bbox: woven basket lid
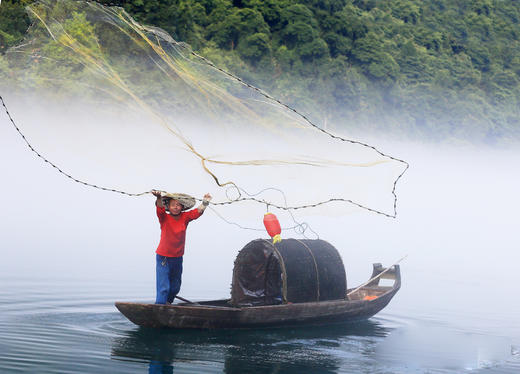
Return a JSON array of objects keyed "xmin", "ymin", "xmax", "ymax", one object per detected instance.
[{"xmin": 162, "ymin": 192, "xmax": 196, "ymax": 210}]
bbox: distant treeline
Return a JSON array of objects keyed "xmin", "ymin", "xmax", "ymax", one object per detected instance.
[{"xmin": 2, "ymin": 0, "xmax": 520, "ymax": 142}]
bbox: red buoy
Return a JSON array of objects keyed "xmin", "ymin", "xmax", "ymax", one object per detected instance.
[{"xmin": 263, "ymin": 212, "xmax": 281, "ymax": 243}]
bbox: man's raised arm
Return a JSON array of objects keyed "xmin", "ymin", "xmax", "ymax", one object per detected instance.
[
  {"xmin": 151, "ymin": 190, "xmax": 164, "ymax": 208},
  {"xmin": 197, "ymin": 193, "xmax": 212, "ymax": 214}
]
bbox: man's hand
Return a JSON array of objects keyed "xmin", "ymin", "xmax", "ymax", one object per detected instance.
[
  {"xmin": 151, "ymin": 189, "xmax": 163, "ymax": 197},
  {"xmin": 202, "ymin": 193, "xmax": 212, "ymax": 206},
  {"xmin": 198, "ymin": 193, "xmax": 212, "ymax": 213}
]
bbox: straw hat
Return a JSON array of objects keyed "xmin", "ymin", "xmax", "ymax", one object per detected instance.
[{"xmin": 162, "ymin": 192, "xmax": 196, "ymax": 211}]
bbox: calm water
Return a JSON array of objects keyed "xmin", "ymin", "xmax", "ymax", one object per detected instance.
[{"xmin": 0, "ymin": 275, "xmax": 518, "ymax": 374}]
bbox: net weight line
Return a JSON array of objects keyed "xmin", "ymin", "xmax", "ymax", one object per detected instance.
[
  {"xmin": 0, "ymin": 94, "xmax": 148, "ymax": 197},
  {"xmin": 1, "ymin": 1, "xmax": 408, "ymax": 217},
  {"xmin": 0, "ymin": 88, "xmax": 406, "ymax": 217}
]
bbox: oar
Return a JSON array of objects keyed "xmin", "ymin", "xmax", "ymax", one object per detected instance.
[{"xmin": 175, "ymin": 295, "xmax": 200, "ymax": 305}]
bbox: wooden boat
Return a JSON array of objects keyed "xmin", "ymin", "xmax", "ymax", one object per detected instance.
[{"xmin": 115, "ymin": 263, "xmax": 401, "ymax": 329}]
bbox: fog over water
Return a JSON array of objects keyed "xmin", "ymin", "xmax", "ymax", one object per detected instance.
[{"xmin": 1, "ymin": 103, "xmax": 519, "ymax": 372}]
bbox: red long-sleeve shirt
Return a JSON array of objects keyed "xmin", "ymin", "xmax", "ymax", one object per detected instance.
[{"xmin": 155, "ymin": 206, "xmax": 201, "ymax": 257}]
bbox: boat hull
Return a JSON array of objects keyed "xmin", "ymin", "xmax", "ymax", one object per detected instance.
[
  {"xmin": 115, "ymin": 263, "xmax": 401, "ymax": 329},
  {"xmin": 116, "ymin": 289, "xmax": 397, "ymax": 329}
]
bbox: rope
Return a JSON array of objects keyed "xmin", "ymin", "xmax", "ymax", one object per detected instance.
[
  {"xmin": 216, "ymin": 186, "xmax": 320, "ymax": 238},
  {"xmin": 264, "ymin": 239, "xmax": 288, "ymax": 303},
  {"xmin": 295, "ymin": 239, "xmax": 320, "ymax": 301}
]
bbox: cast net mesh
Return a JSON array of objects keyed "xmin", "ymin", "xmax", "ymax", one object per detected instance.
[{"xmin": 1, "ymin": 0, "xmax": 408, "ymax": 231}]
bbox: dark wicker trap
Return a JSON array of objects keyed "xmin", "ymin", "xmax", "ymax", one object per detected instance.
[{"xmin": 230, "ymin": 239, "xmax": 347, "ymax": 307}]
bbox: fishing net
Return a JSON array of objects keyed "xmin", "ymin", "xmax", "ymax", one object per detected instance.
[
  {"xmin": 230, "ymin": 238, "xmax": 347, "ymax": 306},
  {"xmin": 1, "ymin": 0, "xmax": 408, "ymax": 232}
]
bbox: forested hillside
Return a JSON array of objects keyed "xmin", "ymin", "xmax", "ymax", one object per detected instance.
[{"xmin": 2, "ymin": 0, "xmax": 520, "ymax": 142}]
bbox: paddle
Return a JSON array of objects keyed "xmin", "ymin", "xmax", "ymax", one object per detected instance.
[{"xmin": 175, "ymin": 295, "xmax": 200, "ymax": 305}]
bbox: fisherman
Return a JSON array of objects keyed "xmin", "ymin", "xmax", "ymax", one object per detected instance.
[{"xmin": 151, "ymin": 190, "xmax": 212, "ymax": 304}]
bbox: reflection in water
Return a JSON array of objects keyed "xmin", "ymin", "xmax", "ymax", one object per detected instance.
[
  {"xmin": 111, "ymin": 321, "xmax": 390, "ymax": 373},
  {"xmin": 148, "ymin": 361, "xmax": 173, "ymax": 374}
]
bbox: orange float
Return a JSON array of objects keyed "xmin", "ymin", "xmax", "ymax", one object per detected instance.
[{"xmin": 263, "ymin": 212, "xmax": 282, "ymax": 244}]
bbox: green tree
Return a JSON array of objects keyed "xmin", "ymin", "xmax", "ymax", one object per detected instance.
[
  {"xmin": 3, "ymin": 0, "xmax": 520, "ymax": 141},
  {"xmin": 0, "ymin": 0, "xmax": 32, "ymax": 53}
]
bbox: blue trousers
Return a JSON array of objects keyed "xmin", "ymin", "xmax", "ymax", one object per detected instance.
[{"xmin": 155, "ymin": 254, "xmax": 183, "ymax": 304}]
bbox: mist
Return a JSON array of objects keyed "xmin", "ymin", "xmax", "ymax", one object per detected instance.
[{"xmin": 2, "ymin": 97, "xmax": 519, "ymax": 322}]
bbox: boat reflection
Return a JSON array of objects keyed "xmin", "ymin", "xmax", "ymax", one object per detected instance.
[{"xmin": 111, "ymin": 320, "xmax": 390, "ymax": 373}]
